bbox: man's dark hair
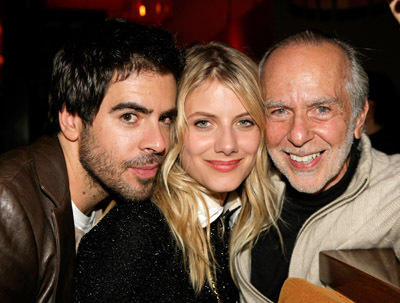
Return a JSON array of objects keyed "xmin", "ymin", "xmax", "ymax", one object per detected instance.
[{"xmin": 47, "ymin": 18, "xmax": 184, "ymax": 134}]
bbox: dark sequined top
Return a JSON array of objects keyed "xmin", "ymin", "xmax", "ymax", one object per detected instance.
[
  {"xmin": 197, "ymin": 213, "xmax": 240, "ymax": 303},
  {"xmin": 73, "ymin": 199, "xmax": 239, "ymax": 303}
]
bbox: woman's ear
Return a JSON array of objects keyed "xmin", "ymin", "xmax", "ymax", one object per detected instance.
[{"xmin": 59, "ymin": 105, "xmax": 83, "ymax": 142}]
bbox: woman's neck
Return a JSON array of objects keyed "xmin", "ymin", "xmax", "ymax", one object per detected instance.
[{"xmin": 209, "ymin": 192, "xmax": 228, "ymax": 206}]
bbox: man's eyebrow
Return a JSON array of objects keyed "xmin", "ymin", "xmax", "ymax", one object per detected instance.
[
  {"xmin": 109, "ymin": 102, "xmax": 153, "ymax": 114},
  {"xmin": 265, "ymin": 100, "xmax": 286, "ymax": 108},
  {"xmin": 161, "ymin": 108, "xmax": 177, "ymax": 118},
  {"xmin": 308, "ymin": 97, "xmax": 338, "ymax": 107},
  {"xmin": 265, "ymin": 98, "xmax": 339, "ymax": 108}
]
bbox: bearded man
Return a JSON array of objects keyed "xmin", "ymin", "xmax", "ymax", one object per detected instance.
[{"xmin": 0, "ymin": 18, "xmax": 183, "ymax": 303}]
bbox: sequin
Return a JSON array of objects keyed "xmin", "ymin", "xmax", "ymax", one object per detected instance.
[{"xmin": 73, "ymin": 200, "xmax": 239, "ymax": 302}]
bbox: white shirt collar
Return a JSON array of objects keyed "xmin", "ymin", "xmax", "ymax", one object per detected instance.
[
  {"xmin": 71, "ymin": 200, "xmax": 96, "ymax": 234},
  {"xmin": 224, "ymin": 192, "xmax": 241, "ymax": 228},
  {"xmin": 197, "ymin": 191, "xmax": 241, "ymax": 228}
]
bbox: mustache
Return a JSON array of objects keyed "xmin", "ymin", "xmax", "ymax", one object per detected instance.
[{"xmin": 122, "ymin": 154, "xmax": 164, "ymax": 168}]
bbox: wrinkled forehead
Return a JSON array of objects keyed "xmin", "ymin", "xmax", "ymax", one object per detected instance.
[
  {"xmin": 265, "ymin": 42, "xmax": 348, "ymax": 76},
  {"xmin": 262, "ymin": 43, "xmax": 352, "ymax": 109},
  {"xmin": 264, "ymin": 43, "xmax": 349, "ymax": 89}
]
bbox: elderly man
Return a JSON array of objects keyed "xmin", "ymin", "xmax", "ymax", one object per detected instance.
[
  {"xmin": 234, "ymin": 30, "xmax": 400, "ymax": 302},
  {"xmin": 0, "ymin": 19, "xmax": 183, "ymax": 302}
]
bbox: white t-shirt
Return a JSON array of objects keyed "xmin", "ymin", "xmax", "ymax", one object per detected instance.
[{"xmin": 71, "ymin": 200, "xmax": 97, "ymax": 234}]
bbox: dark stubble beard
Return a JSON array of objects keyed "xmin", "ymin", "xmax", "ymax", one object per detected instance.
[{"xmin": 79, "ymin": 126, "xmax": 164, "ymax": 203}]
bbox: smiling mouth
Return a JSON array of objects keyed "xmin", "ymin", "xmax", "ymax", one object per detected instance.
[{"xmin": 289, "ymin": 152, "xmax": 322, "ymax": 164}]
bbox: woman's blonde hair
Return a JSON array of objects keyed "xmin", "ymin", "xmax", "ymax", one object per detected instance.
[{"xmin": 152, "ymin": 42, "xmax": 280, "ymax": 292}]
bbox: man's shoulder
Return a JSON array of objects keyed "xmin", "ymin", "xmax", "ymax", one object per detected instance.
[
  {"xmin": 0, "ymin": 136, "xmax": 61, "ymax": 176},
  {"xmin": 0, "ymin": 136, "xmax": 65, "ymax": 236},
  {"xmin": 370, "ymin": 148, "xmax": 400, "ymax": 176},
  {"xmin": 0, "ymin": 137, "xmax": 58, "ymax": 183},
  {"xmin": 0, "ymin": 136, "xmax": 75, "ymax": 303},
  {"xmin": 0, "ymin": 136, "xmax": 69, "ymax": 207},
  {"xmin": 356, "ymin": 135, "xmax": 400, "ymax": 183},
  {"xmin": 359, "ymin": 147, "xmax": 400, "ymax": 200},
  {"xmin": 0, "ymin": 144, "xmax": 31, "ymax": 182}
]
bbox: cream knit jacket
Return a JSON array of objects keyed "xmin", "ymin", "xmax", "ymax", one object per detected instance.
[{"xmin": 235, "ymin": 134, "xmax": 400, "ymax": 303}]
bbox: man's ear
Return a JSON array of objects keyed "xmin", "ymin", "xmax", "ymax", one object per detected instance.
[
  {"xmin": 354, "ymin": 99, "xmax": 369, "ymax": 139},
  {"xmin": 59, "ymin": 104, "xmax": 83, "ymax": 142}
]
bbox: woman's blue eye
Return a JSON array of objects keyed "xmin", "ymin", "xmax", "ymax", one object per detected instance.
[
  {"xmin": 195, "ymin": 120, "xmax": 211, "ymax": 128},
  {"xmin": 238, "ymin": 120, "xmax": 254, "ymax": 127}
]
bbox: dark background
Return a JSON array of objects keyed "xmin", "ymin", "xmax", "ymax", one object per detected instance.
[{"xmin": 0, "ymin": 0, "xmax": 399, "ymax": 153}]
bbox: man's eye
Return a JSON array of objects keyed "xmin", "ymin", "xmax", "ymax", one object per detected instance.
[
  {"xmin": 317, "ymin": 106, "xmax": 330, "ymax": 114},
  {"xmin": 267, "ymin": 107, "xmax": 291, "ymax": 121},
  {"xmin": 121, "ymin": 113, "xmax": 138, "ymax": 123},
  {"xmin": 195, "ymin": 120, "xmax": 211, "ymax": 128},
  {"xmin": 271, "ymin": 108, "xmax": 286, "ymax": 115},
  {"xmin": 160, "ymin": 115, "xmax": 174, "ymax": 125}
]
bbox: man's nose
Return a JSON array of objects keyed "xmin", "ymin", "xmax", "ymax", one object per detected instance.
[
  {"xmin": 140, "ymin": 122, "xmax": 167, "ymax": 154},
  {"xmin": 287, "ymin": 114, "xmax": 313, "ymax": 147}
]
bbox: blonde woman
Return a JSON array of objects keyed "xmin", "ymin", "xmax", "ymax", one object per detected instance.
[{"xmin": 153, "ymin": 42, "xmax": 280, "ymax": 302}]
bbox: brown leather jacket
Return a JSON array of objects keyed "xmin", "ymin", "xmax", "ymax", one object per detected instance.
[{"xmin": 0, "ymin": 136, "xmax": 75, "ymax": 302}]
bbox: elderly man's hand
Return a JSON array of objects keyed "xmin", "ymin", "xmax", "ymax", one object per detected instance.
[{"xmin": 389, "ymin": 0, "xmax": 400, "ymax": 24}]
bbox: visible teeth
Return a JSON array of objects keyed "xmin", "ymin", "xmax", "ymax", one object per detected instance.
[{"xmin": 290, "ymin": 152, "xmax": 320, "ymax": 164}]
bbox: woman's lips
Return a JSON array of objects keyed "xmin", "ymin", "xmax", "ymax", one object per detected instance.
[{"xmin": 206, "ymin": 159, "xmax": 242, "ymax": 172}]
